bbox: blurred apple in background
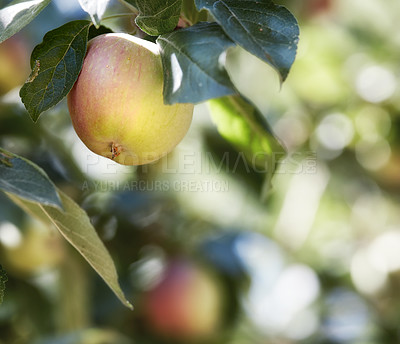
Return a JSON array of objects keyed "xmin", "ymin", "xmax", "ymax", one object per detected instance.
[
  {"xmin": 142, "ymin": 258, "xmax": 225, "ymax": 341},
  {"xmin": 0, "ymin": 218, "xmax": 65, "ymax": 276},
  {"xmin": 0, "ymin": 35, "xmax": 30, "ymax": 96},
  {"xmin": 304, "ymin": 0, "xmax": 333, "ymax": 16}
]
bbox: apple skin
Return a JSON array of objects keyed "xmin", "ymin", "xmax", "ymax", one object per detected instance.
[
  {"xmin": 67, "ymin": 33, "xmax": 193, "ymax": 166},
  {"xmin": 142, "ymin": 259, "xmax": 224, "ymax": 340}
]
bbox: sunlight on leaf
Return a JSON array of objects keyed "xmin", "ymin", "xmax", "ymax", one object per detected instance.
[
  {"xmin": 0, "ymin": 0, "xmax": 51, "ymax": 43},
  {"xmin": 78, "ymin": 0, "xmax": 111, "ymax": 28},
  {"xmin": 158, "ymin": 22, "xmax": 236, "ymax": 104},
  {"xmin": 208, "ymin": 95, "xmax": 285, "ymax": 197}
]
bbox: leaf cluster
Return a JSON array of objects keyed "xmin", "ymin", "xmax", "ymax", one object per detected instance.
[
  {"xmin": 4, "ymin": 0, "xmax": 297, "ymax": 178},
  {"xmin": 0, "ymin": 0, "xmax": 299, "ymax": 308}
]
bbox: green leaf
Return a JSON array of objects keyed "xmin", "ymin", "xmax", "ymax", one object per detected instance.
[
  {"xmin": 0, "ymin": 147, "xmax": 62, "ymax": 209},
  {"xmin": 19, "ymin": 20, "xmax": 92, "ymax": 122},
  {"xmin": 88, "ymin": 23, "xmax": 113, "ymax": 40},
  {"xmin": 182, "ymin": 0, "xmax": 208, "ymax": 24},
  {"xmin": 7, "ymin": 191, "xmax": 133, "ymax": 310},
  {"xmin": 135, "ymin": 0, "xmax": 182, "ymax": 36},
  {"xmin": 78, "ymin": 0, "xmax": 111, "ymax": 28},
  {"xmin": 208, "ymin": 95, "xmax": 285, "ymax": 192},
  {"xmin": 0, "ymin": 265, "xmax": 7, "ymax": 305},
  {"xmin": 0, "ymin": 0, "xmax": 51, "ymax": 44},
  {"xmin": 157, "ymin": 21, "xmax": 236, "ymax": 104},
  {"xmin": 195, "ymin": 0, "xmax": 299, "ymax": 81},
  {"xmin": 121, "ymin": 0, "xmax": 137, "ymax": 6},
  {"xmin": 119, "ymin": 0, "xmax": 138, "ymax": 12}
]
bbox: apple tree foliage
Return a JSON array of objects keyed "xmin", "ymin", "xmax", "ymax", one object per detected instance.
[{"xmin": 0, "ymin": 0, "xmax": 299, "ymax": 308}]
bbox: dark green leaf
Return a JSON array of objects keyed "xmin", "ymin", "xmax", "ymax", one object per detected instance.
[
  {"xmin": 88, "ymin": 24, "xmax": 113, "ymax": 40},
  {"xmin": 0, "ymin": 0, "xmax": 51, "ymax": 44},
  {"xmin": 208, "ymin": 95, "xmax": 285, "ymax": 192},
  {"xmin": 7, "ymin": 191, "xmax": 134, "ymax": 310},
  {"xmin": 0, "ymin": 148, "xmax": 62, "ymax": 209},
  {"xmin": 135, "ymin": 0, "xmax": 182, "ymax": 36},
  {"xmin": 78, "ymin": 0, "xmax": 110, "ymax": 28},
  {"xmin": 195, "ymin": 0, "xmax": 299, "ymax": 81},
  {"xmin": 20, "ymin": 20, "xmax": 92, "ymax": 122},
  {"xmin": 157, "ymin": 21, "xmax": 236, "ymax": 104},
  {"xmin": 0, "ymin": 265, "xmax": 7, "ymax": 305}
]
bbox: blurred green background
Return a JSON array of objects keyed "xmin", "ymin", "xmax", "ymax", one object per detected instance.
[{"xmin": 1, "ymin": 0, "xmax": 400, "ymax": 343}]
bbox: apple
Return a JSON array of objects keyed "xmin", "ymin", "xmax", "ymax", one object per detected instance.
[
  {"xmin": 142, "ymin": 259, "xmax": 225, "ymax": 340},
  {"xmin": 67, "ymin": 33, "xmax": 193, "ymax": 166},
  {"xmin": 0, "ymin": 219, "xmax": 65, "ymax": 276},
  {"xmin": 305, "ymin": 0, "xmax": 332, "ymax": 14},
  {"xmin": 0, "ymin": 35, "xmax": 30, "ymax": 95}
]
